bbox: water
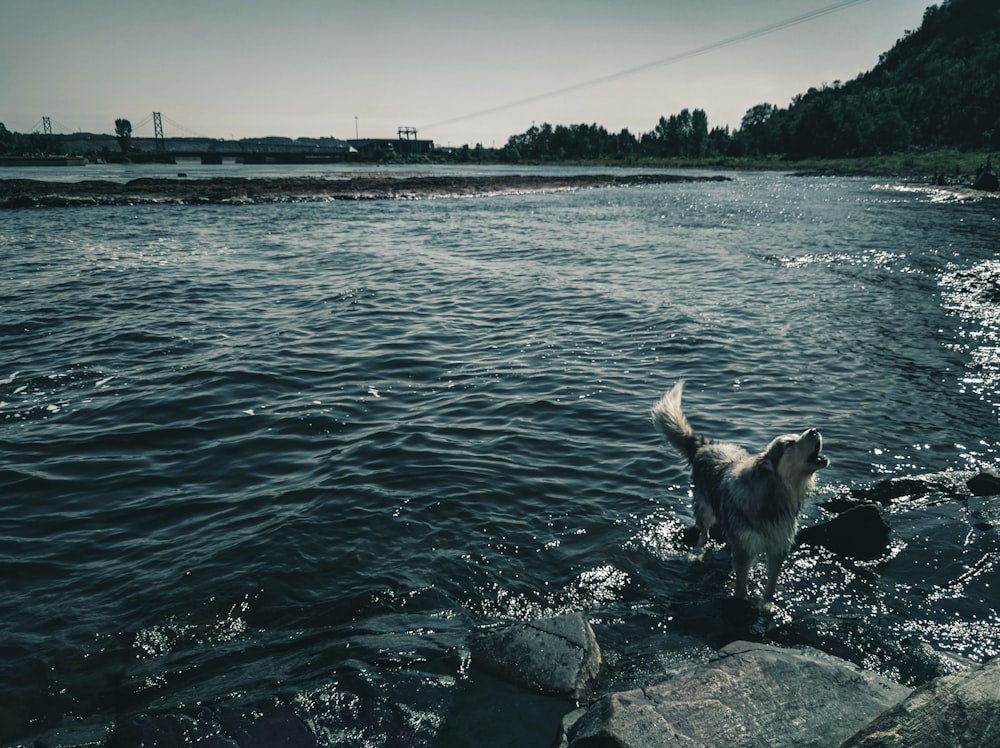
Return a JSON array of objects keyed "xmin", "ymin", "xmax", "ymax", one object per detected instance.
[{"xmin": 1, "ymin": 168, "xmax": 998, "ymax": 747}]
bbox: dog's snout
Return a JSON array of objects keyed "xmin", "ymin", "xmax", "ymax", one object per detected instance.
[{"xmin": 808, "ymin": 428, "xmax": 819, "ymax": 437}]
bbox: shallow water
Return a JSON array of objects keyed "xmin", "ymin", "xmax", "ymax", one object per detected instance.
[{"xmin": 1, "ymin": 169, "xmax": 998, "ymax": 746}]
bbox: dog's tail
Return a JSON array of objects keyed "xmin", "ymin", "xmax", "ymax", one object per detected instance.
[{"xmin": 651, "ymin": 381, "xmax": 705, "ymax": 464}]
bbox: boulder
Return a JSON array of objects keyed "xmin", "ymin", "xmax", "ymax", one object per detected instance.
[
  {"xmin": 841, "ymin": 656, "xmax": 1000, "ymax": 747},
  {"xmin": 559, "ymin": 641, "xmax": 910, "ymax": 748},
  {"xmin": 471, "ymin": 612, "xmax": 601, "ymax": 698},
  {"xmin": 796, "ymin": 503, "xmax": 891, "ymax": 559}
]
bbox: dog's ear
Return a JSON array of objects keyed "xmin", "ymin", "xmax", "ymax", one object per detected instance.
[{"xmin": 753, "ymin": 455, "xmax": 776, "ymax": 480}]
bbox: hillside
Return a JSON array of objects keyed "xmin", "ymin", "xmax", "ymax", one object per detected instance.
[{"xmin": 747, "ymin": 0, "xmax": 1000, "ymax": 157}]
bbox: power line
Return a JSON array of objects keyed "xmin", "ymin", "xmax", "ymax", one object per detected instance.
[{"xmin": 423, "ymin": 0, "xmax": 875, "ymax": 131}]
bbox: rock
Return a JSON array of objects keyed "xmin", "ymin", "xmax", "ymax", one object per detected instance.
[
  {"xmin": 967, "ymin": 470, "xmax": 1000, "ymax": 497},
  {"xmin": 849, "ymin": 477, "xmax": 959, "ymax": 505},
  {"xmin": 0, "ymin": 174, "xmax": 731, "ymax": 209},
  {"xmin": 840, "ymin": 656, "xmax": 1000, "ymax": 748},
  {"xmin": 973, "ymin": 170, "xmax": 999, "ymax": 192},
  {"xmin": 796, "ymin": 503, "xmax": 891, "ymax": 559},
  {"xmin": 559, "ymin": 641, "xmax": 910, "ymax": 748},
  {"xmin": 31, "ymin": 723, "xmax": 108, "ymax": 748},
  {"xmin": 108, "ymin": 702, "xmax": 317, "ymax": 748},
  {"xmin": 471, "ymin": 612, "xmax": 601, "ymax": 698}
]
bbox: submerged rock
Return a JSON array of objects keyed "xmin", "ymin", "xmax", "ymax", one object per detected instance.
[
  {"xmin": 470, "ymin": 612, "xmax": 601, "ymax": 699},
  {"xmin": 558, "ymin": 640, "xmax": 910, "ymax": 748},
  {"xmin": 841, "ymin": 655, "xmax": 1000, "ymax": 748}
]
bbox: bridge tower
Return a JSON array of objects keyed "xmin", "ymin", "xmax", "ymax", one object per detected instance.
[
  {"xmin": 42, "ymin": 117, "xmax": 52, "ymax": 135},
  {"xmin": 153, "ymin": 112, "xmax": 165, "ymax": 151}
]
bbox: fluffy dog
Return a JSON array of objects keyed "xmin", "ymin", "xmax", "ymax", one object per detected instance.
[{"xmin": 651, "ymin": 381, "xmax": 829, "ymax": 601}]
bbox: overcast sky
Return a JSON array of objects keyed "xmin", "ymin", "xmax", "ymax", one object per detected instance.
[{"xmin": 1, "ymin": 0, "xmax": 932, "ymax": 147}]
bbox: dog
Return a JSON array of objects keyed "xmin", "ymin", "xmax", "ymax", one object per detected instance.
[{"xmin": 651, "ymin": 381, "xmax": 829, "ymax": 602}]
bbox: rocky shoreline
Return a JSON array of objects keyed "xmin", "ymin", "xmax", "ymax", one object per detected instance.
[
  {"xmin": 64, "ymin": 470, "xmax": 996, "ymax": 748},
  {"xmin": 0, "ymin": 173, "xmax": 729, "ymax": 209}
]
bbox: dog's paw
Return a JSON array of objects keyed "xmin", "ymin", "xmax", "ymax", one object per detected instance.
[{"xmin": 687, "ymin": 548, "xmax": 707, "ymax": 563}]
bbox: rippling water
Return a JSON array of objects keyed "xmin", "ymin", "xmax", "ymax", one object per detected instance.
[{"xmin": 2, "ymin": 168, "xmax": 998, "ymax": 747}]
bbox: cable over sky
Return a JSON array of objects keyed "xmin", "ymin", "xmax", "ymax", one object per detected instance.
[{"xmin": 422, "ymin": 0, "xmax": 876, "ymax": 133}]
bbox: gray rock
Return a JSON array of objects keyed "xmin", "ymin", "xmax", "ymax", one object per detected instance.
[
  {"xmin": 471, "ymin": 612, "xmax": 601, "ymax": 698},
  {"xmin": 560, "ymin": 641, "xmax": 910, "ymax": 748},
  {"xmin": 840, "ymin": 656, "xmax": 1000, "ymax": 748}
]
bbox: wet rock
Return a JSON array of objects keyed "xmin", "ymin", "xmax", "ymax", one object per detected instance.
[
  {"xmin": 849, "ymin": 476, "xmax": 960, "ymax": 505},
  {"xmin": 31, "ymin": 723, "xmax": 108, "ymax": 748},
  {"xmin": 471, "ymin": 612, "xmax": 601, "ymax": 698},
  {"xmin": 108, "ymin": 700, "xmax": 316, "ymax": 748},
  {"xmin": 796, "ymin": 503, "xmax": 891, "ymax": 559},
  {"xmin": 0, "ymin": 174, "xmax": 731, "ymax": 209},
  {"xmin": 558, "ymin": 640, "xmax": 909, "ymax": 748},
  {"xmin": 967, "ymin": 470, "xmax": 1000, "ymax": 497},
  {"xmin": 973, "ymin": 170, "xmax": 999, "ymax": 192},
  {"xmin": 0, "ymin": 194, "xmax": 39, "ymax": 209},
  {"xmin": 841, "ymin": 656, "xmax": 1000, "ymax": 748}
]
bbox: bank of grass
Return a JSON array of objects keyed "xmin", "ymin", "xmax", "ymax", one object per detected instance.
[{"xmin": 554, "ymin": 150, "xmax": 993, "ymax": 179}]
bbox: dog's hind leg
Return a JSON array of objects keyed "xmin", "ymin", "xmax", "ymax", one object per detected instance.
[
  {"xmin": 763, "ymin": 549, "xmax": 789, "ymax": 602},
  {"xmin": 688, "ymin": 494, "xmax": 715, "ymax": 561}
]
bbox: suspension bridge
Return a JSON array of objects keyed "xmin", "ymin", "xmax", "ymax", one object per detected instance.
[{"xmin": 23, "ymin": 113, "xmax": 432, "ymax": 164}]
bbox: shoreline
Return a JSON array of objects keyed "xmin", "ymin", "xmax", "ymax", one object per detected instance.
[{"xmin": 0, "ymin": 173, "xmax": 729, "ymax": 208}]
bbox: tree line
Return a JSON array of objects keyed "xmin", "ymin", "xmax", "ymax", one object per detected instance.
[
  {"xmin": 741, "ymin": 0, "xmax": 1000, "ymax": 158},
  {"xmin": 499, "ymin": 0, "xmax": 998, "ymax": 162},
  {"xmin": 499, "ymin": 110, "xmax": 742, "ymax": 163},
  {"xmin": 0, "ymin": 123, "xmax": 62, "ymax": 157}
]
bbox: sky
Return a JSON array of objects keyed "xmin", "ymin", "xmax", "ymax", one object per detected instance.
[{"xmin": 1, "ymin": 0, "xmax": 934, "ymax": 148}]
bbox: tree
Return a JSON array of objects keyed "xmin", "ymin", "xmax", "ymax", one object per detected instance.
[
  {"xmin": 738, "ymin": 103, "xmax": 778, "ymax": 156},
  {"xmin": 690, "ymin": 109, "xmax": 709, "ymax": 157},
  {"xmin": 115, "ymin": 118, "xmax": 132, "ymax": 156},
  {"xmin": 0, "ymin": 122, "xmax": 14, "ymax": 155}
]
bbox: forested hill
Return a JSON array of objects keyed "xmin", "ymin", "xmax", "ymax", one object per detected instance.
[
  {"xmin": 499, "ymin": 0, "xmax": 999, "ymax": 163},
  {"xmin": 745, "ymin": 0, "xmax": 1000, "ymax": 158}
]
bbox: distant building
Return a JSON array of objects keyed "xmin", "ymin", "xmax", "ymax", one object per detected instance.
[{"xmin": 348, "ymin": 137, "xmax": 434, "ymax": 158}]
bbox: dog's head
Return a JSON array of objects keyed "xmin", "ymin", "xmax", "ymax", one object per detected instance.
[{"xmin": 754, "ymin": 428, "xmax": 829, "ymax": 489}]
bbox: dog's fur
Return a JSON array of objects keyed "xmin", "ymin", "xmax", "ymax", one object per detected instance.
[{"xmin": 651, "ymin": 381, "xmax": 829, "ymax": 601}]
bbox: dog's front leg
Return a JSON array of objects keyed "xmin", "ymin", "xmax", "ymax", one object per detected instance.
[
  {"xmin": 731, "ymin": 549, "xmax": 753, "ymax": 599},
  {"xmin": 763, "ymin": 549, "xmax": 789, "ymax": 602}
]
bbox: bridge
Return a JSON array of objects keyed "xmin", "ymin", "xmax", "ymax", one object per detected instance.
[
  {"xmin": 11, "ymin": 112, "xmax": 441, "ymax": 164},
  {"xmin": 47, "ymin": 112, "xmax": 434, "ymax": 163}
]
